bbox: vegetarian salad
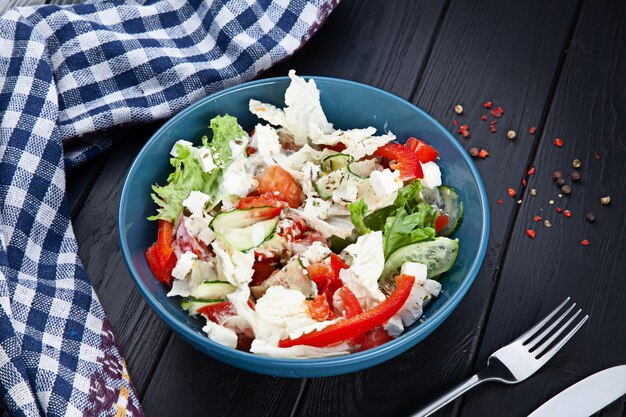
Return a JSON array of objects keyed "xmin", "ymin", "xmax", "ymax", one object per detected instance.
[{"xmin": 145, "ymin": 71, "xmax": 462, "ymax": 358}]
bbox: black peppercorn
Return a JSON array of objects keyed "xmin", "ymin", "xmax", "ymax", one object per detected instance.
[
  {"xmin": 469, "ymin": 147, "xmax": 479, "ymax": 157},
  {"xmin": 555, "ymin": 177, "xmax": 565, "ymax": 187},
  {"xmin": 570, "ymin": 171, "xmax": 581, "ymax": 181},
  {"xmin": 585, "ymin": 212, "xmax": 596, "ymax": 222},
  {"xmin": 561, "ymin": 184, "xmax": 571, "ymax": 195},
  {"xmin": 552, "ymin": 171, "xmax": 563, "ymax": 181}
]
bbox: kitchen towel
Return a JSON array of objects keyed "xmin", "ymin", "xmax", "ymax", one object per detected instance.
[{"xmin": 0, "ymin": 0, "xmax": 337, "ymax": 415}]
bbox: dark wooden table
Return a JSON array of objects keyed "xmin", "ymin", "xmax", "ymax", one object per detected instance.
[{"xmin": 6, "ymin": 0, "xmax": 626, "ymax": 416}]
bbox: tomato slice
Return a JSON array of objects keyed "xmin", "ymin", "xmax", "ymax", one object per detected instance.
[
  {"xmin": 405, "ymin": 137, "xmax": 439, "ymax": 163},
  {"xmin": 329, "ymin": 253, "xmax": 348, "ymax": 281},
  {"xmin": 236, "ymin": 193, "xmax": 288, "ymax": 209},
  {"xmin": 198, "ymin": 301, "xmax": 236, "ymax": 323},
  {"xmin": 359, "ymin": 327, "xmax": 394, "ymax": 351},
  {"xmin": 339, "ymin": 286, "xmax": 363, "ymax": 318},
  {"xmin": 256, "ymin": 165, "xmax": 304, "ymax": 208},
  {"xmin": 279, "ymin": 275, "xmax": 415, "ymax": 348},
  {"xmin": 308, "ymin": 295, "xmax": 334, "ymax": 321},
  {"xmin": 306, "ymin": 263, "xmax": 333, "ymax": 294},
  {"xmin": 435, "ymin": 211, "xmax": 449, "ymax": 234},
  {"xmin": 146, "ymin": 220, "xmax": 177, "ymax": 286},
  {"xmin": 374, "ymin": 143, "xmax": 423, "ymax": 180},
  {"xmin": 251, "ymin": 259, "xmax": 278, "ymax": 286}
]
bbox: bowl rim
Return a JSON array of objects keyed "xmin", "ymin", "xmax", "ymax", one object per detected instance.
[{"xmin": 118, "ymin": 75, "xmax": 490, "ymax": 373}]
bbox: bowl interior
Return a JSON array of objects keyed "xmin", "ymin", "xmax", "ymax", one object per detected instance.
[{"xmin": 119, "ymin": 77, "xmax": 489, "ymax": 377}]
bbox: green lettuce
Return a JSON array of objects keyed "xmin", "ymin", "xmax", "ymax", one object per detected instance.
[
  {"xmin": 148, "ymin": 114, "xmax": 246, "ymax": 223},
  {"xmin": 348, "ymin": 199, "xmax": 371, "ymax": 235}
]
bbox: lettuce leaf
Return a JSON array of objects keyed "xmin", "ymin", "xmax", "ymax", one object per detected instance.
[
  {"xmin": 348, "ymin": 199, "xmax": 371, "ymax": 235},
  {"xmin": 148, "ymin": 114, "xmax": 246, "ymax": 223}
]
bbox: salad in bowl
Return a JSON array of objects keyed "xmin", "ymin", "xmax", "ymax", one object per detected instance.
[{"xmin": 145, "ymin": 71, "xmax": 462, "ymax": 358}]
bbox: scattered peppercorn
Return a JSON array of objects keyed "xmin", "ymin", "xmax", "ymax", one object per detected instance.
[
  {"xmin": 561, "ymin": 184, "xmax": 571, "ymax": 194},
  {"xmin": 600, "ymin": 196, "xmax": 611, "ymax": 205},
  {"xmin": 453, "ymin": 119, "xmax": 458, "ymax": 126},
  {"xmin": 527, "ymin": 229, "xmax": 536, "ymax": 239},
  {"xmin": 454, "ymin": 104, "xmax": 463, "ymax": 114},
  {"xmin": 554, "ymin": 138, "xmax": 564, "ymax": 147},
  {"xmin": 564, "ymin": 210, "xmax": 572, "ymax": 218},
  {"xmin": 580, "ymin": 239, "xmax": 589, "ymax": 246},
  {"xmin": 585, "ymin": 212, "xmax": 595, "ymax": 222},
  {"xmin": 490, "ymin": 106, "xmax": 504, "ymax": 118},
  {"xmin": 483, "ymin": 101, "xmax": 493, "ymax": 109},
  {"xmin": 469, "ymin": 147, "xmax": 479, "ymax": 157},
  {"xmin": 556, "ymin": 207, "xmax": 563, "ymax": 213},
  {"xmin": 552, "ymin": 171, "xmax": 563, "ymax": 180},
  {"xmin": 531, "ymin": 188, "xmax": 537, "ymax": 196},
  {"xmin": 570, "ymin": 171, "xmax": 581, "ymax": 181},
  {"xmin": 458, "ymin": 124, "xmax": 470, "ymax": 138},
  {"xmin": 533, "ymin": 215, "xmax": 542, "ymax": 222},
  {"xmin": 507, "ymin": 130, "xmax": 516, "ymax": 140},
  {"xmin": 529, "ymin": 127, "xmax": 537, "ymax": 135},
  {"xmin": 481, "ymin": 115, "xmax": 487, "ymax": 121},
  {"xmin": 489, "ymin": 125, "xmax": 497, "ymax": 134},
  {"xmin": 593, "ymin": 152, "xmax": 601, "ymax": 160},
  {"xmin": 572, "ymin": 159, "xmax": 581, "ymax": 168},
  {"xmin": 527, "ymin": 166, "xmax": 535, "ymax": 176},
  {"xmin": 497, "ymin": 199, "xmax": 503, "ymax": 205},
  {"xmin": 555, "ymin": 177, "xmax": 565, "ymax": 187},
  {"xmin": 490, "ymin": 120, "xmax": 498, "ymax": 125},
  {"xmin": 478, "ymin": 149, "xmax": 489, "ymax": 158},
  {"xmin": 508, "ymin": 188, "xmax": 516, "ymax": 197},
  {"xmin": 521, "ymin": 178, "xmax": 527, "ymax": 187},
  {"xmin": 544, "ymin": 220, "xmax": 552, "ymax": 228}
]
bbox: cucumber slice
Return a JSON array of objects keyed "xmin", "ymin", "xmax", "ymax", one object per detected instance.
[
  {"xmin": 250, "ymin": 257, "xmax": 315, "ymax": 299},
  {"xmin": 421, "ymin": 186, "xmax": 464, "ymax": 236},
  {"xmin": 180, "ymin": 297, "xmax": 227, "ymax": 316},
  {"xmin": 210, "ymin": 207, "xmax": 281, "ymax": 251},
  {"xmin": 380, "ymin": 237, "xmax": 459, "ymax": 291},
  {"xmin": 321, "ymin": 154, "xmax": 353, "ymax": 172},
  {"xmin": 190, "ymin": 281, "xmax": 236, "ymax": 299},
  {"xmin": 314, "ymin": 168, "xmax": 353, "ymax": 198}
]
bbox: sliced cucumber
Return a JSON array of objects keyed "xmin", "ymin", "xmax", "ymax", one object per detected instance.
[
  {"xmin": 321, "ymin": 154, "xmax": 353, "ymax": 172},
  {"xmin": 190, "ymin": 281, "xmax": 236, "ymax": 299},
  {"xmin": 210, "ymin": 207, "xmax": 281, "ymax": 251},
  {"xmin": 250, "ymin": 257, "xmax": 315, "ymax": 299},
  {"xmin": 314, "ymin": 168, "xmax": 353, "ymax": 198},
  {"xmin": 180, "ymin": 297, "xmax": 227, "ymax": 316},
  {"xmin": 421, "ymin": 186, "xmax": 464, "ymax": 236},
  {"xmin": 380, "ymin": 237, "xmax": 459, "ymax": 291}
]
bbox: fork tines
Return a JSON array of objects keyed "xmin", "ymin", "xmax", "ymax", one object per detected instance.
[{"xmin": 519, "ymin": 297, "xmax": 589, "ymax": 360}]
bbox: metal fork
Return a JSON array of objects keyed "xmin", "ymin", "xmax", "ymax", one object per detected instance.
[{"xmin": 411, "ymin": 298, "xmax": 589, "ymax": 417}]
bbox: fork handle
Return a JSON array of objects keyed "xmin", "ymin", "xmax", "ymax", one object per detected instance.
[{"xmin": 409, "ymin": 374, "xmax": 485, "ymax": 417}]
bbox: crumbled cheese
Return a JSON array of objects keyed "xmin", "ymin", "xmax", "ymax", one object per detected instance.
[
  {"xmin": 219, "ymin": 154, "xmax": 257, "ymax": 198},
  {"xmin": 424, "ymin": 279, "xmax": 442, "ymax": 297},
  {"xmin": 369, "ymin": 169, "xmax": 402, "ymax": 197},
  {"xmin": 302, "ymin": 161, "xmax": 322, "ymax": 182},
  {"xmin": 384, "ymin": 316, "xmax": 405, "ymax": 338},
  {"xmin": 195, "ymin": 146, "xmax": 218, "ymax": 173},
  {"xmin": 170, "ymin": 140, "xmax": 194, "ymax": 157},
  {"xmin": 171, "ymin": 251, "xmax": 197, "ymax": 280},
  {"xmin": 182, "ymin": 191, "xmax": 211, "ymax": 215},
  {"xmin": 400, "ymin": 262, "xmax": 428, "ymax": 285},
  {"xmin": 420, "ymin": 162, "xmax": 442, "ymax": 188},
  {"xmin": 299, "ymin": 241, "xmax": 331, "ymax": 267},
  {"xmin": 302, "ymin": 197, "xmax": 332, "ymax": 220},
  {"xmin": 202, "ymin": 320, "xmax": 238, "ymax": 349},
  {"xmin": 254, "ymin": 124, "xmax": 285, "ymax": 165},
  {"xmin": 332, "ymin": 182, "xmax": 359, "ymax": 203}
]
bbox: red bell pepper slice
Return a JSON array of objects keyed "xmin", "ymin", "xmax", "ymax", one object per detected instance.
[
  {"xmin": 329, "ymin": 253, "xmax": 348, "ymax": 281},
  {"xmin": 146, "ymin": 220, "xmax": 177, "ymax": 286},
  {"xmin": 405, "ymin": 137, "xmax": 439, "ymax": 163},
  {"xmin": 374, "ymin": 143, "xmax": 423, "ymax": 180},
  {"xmin": 279, "ymin": 274, "xmax": 415, "ymax": 348},
  {"xmin": 338, "ymin": 286, "xmax": 363, "ymax": 318},
  {"xmin": 435, "ymin": 211, "xmax": 449, "ymax": 234}
]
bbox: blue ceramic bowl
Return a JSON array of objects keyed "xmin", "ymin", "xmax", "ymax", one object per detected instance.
[{"xmin": 118, "ymin": 76, "xmax": 489, "ymax": 378}]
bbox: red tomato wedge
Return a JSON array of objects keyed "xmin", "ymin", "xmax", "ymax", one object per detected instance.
[
  {"xmin": 359, "ymin": 327, "xmax": 394, "ymax": 351},
  {"xmin": 279, "ymin": 275, "xmax": 415, "ymax": 348},
  {"xmin": 435, "ymin": 212, "xmax": 449, "ymax": 234},
  {"xmin": 198, "ymin": 301, "xmax": 236, "ymax": 323},
  {"xmin": 374, "ymin": 143, "xmax": 423, "ymax": 180},
  {"xmin": 256, "ymin": 165, "xmax": 304, "ymax": 208},
  {"xmin": 236, "ymin": 193, "xmax": 287, "ymax": 209},
  {"xmin": 306, "ymin": 263, "xmax": 334, "ymax": 294},
  {"xmin": 329, "ymin": 253, "xmax": 348, "ymax": 281},
  {"xmin": 405, "ymin": 137, "xmax": 439, "ymax": 163},
  {"xmin": 146, "ymin": 220, "xmax": 177, "ymax": 286},
  {"xmin": 308, "ymin": 295, "xmax": 334, "ymax": 321},
  {"xmin": 339, "ymin": 286, "xmax": 363, "ymax": 318}
]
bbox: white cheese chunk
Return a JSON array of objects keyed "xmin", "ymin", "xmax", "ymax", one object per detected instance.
[
  {"xmin": 400, "ymin": 262, "xmax": 428, "ymax": 285},
  {"xmin": 384, "ymin": 316, "xmax": 404, "ymax": 338},
  {"xmin": 195, "ymin": 146, "xmax": 218, "ymax": 173},
  {"xmin": 369, "ymin": 168, "xmax": 402, "ymax": 197},
  {"xmin": 219, "ymin": 154, "xmax": 257, "ymax": 198},
  {"xmin": 202, "ymin": 320, "xmax": 238, "ymax": 349},
  {"xmin": 302, "ymin": 197, "xmax": 332, "ymax": 220},
  {"xmin": 212, "ymin": 241, "xmax": 255, "ymax": 287},
  {"xmin": 420, "ymin": 162, "xmax": 442, "ymax": 188},
  {"xmin": 171, "ymin": 251, "xmax": 197, "ymax": 280},
  {"xmin": 299, "ymin": 241, "xmax": 331, "ymax": 267},
  {"xmin": 424, "ymin": 279, "xmax": 442, "ymax": 297},
  {"xmin": 332, "ymin": 182, "xmax": 359, "ymax": 203},
  {"xmin": 170, "ymin": 139, "xmax": 194, "ymax": 157},
  {"xmin": 182, "ymin": 191, "xmax": 210, "ymax": 215}
]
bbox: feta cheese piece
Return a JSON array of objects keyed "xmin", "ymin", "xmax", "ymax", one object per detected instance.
[
  {"xmin": 400, "ymin": 262, "xmax": 428, "ymax": 285},
  {"xmin": 195, "ymin": 146, "xmax": 217, "ymax": 173},
  {"xmin": 219, "ymin": 154, "xmax": 257, "ymax": 198},
  {"xmin": 303, "ymin": 197, "xmax": 332, "ymax": 220},
  {"xmin": 332, "ymin": 182, "xmax": 359, "ymax": 203},
  {"xmin": 424, "ymin": 279, "xmax": 442, "ymax": 297},
  {"xmin": 384, "ymin": 315, "xmax": 404, "ymax": 338},
  {"xmin": 212, "ymin": 241, "xmax": 254, "ymax": 287},
  {"xmin": 299, "ymin": 241, "xmax": 331, "ymax": 267},
  {"xmin": 369, "ymin": 169, "xmax": 402, "ymax": 197},
  {"xmin": 420, "ymin": 162, "xmax": 442, "ymax": 188},
  {"xmin": 184, "ymin": 212, "xmax": 216, "ymax": 245},
  {"xmin": 202, "ymin": 320, "xmax": 238, "ymax": 349},
  {"xmin": 250, "ymin": 339, "xmax": 349, "ymax": 358},
  {"xmin": 170, "ymin": 139, "xmax": 194, "ymax": 157},
  {"xmin": 339, "ymin": 231, "xmax": 386, "ymax": 310},
  {"xmin": 302, "ymin": 161, "xmax": 322, "ymax": 182},
  {"xmin": 254, "ymin": 124, "xmax": 284, "ymax": 165},
  {"xmin": 171, "ymin": 251, "xmax": 197, "ymax": 280},
  {"xmin": 182, "ymin": 191, "xmax": 211, "ymax": 215}
]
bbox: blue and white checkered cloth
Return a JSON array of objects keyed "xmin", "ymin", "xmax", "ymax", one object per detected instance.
[{"xmin": 0, "ymin": 0, "xmax": 337, "ymax": 415}]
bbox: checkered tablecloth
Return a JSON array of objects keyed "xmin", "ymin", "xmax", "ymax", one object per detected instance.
[{"xmin": 0, "ymin": 0, "xmax": 337, "ymax": 415}]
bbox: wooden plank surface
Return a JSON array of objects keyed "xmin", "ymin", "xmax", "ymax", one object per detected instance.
[
  {"xmin": 297, "ymin": 0, "xmax": 582, "ymax": 415},
  {"xmin": 458, "ymin": 0, "xmax": 626, "ymax": 416},
  {"xmin": 138, "ymin": 1, "xmax": 451, "ymax": 415}
]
